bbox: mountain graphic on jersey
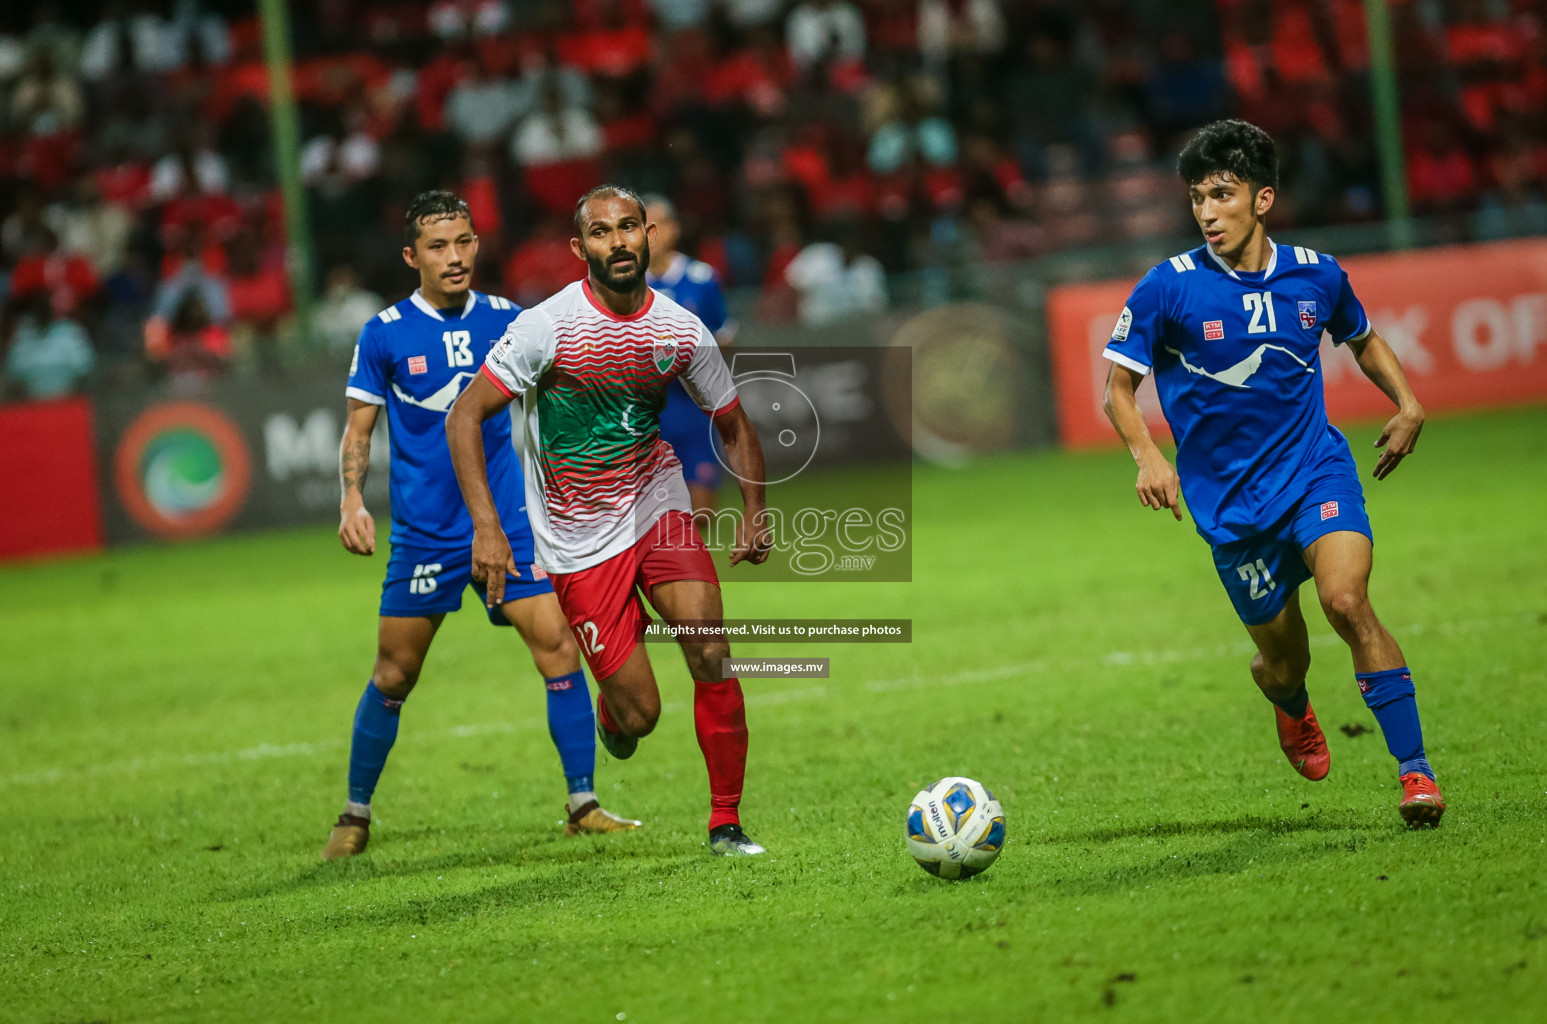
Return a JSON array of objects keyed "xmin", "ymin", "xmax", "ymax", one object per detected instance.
[
  {"xmin": 1101, "ymin": 242, "xmax": 1372, "ymax": 546},
  {"xmin": 346, "ymin": 290, "xmax": 529, "ymax": 548},
  {"xmin": 1163, "ymin": 343, "xmax": 1316, "ymax": 389},
  {"xmin": 390, "ymin": 371, "xmax": 477, "ymax": 413}
]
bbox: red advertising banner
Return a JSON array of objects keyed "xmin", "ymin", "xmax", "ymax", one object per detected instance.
[
  {"xmin": 0, "ymin": 397, "xmax": 104, "ymax": 560},
  {"xmin": 1047, "ymin": 238, "xmax": 1547, "ymax": 447}
]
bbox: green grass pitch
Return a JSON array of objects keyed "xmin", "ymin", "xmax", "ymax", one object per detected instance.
[{"xmin": 3, "ymin": 406, "xmax": 1546, "ymax": 1023}]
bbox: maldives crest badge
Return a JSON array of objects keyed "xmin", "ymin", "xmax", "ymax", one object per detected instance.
[{"xmin": 652, "ymin": 332, "xmax": 677, "ymax": 373}]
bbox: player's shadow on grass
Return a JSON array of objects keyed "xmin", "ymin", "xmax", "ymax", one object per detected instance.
[
  {"xmin": 218, "ymin": 825, "xmax": 690, "ymax": 904},
  {"xmin": 1041, "ymin": 812, "xmax": 1392, "ymax": 897},
  {"xmin": 1059, "ymin": 811, "xmax": 1371, "ymax": 845}
]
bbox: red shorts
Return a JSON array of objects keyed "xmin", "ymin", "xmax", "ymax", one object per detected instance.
[{"xmin": 550, "ymin": 510, "xmax": 720, "ymax": 680}]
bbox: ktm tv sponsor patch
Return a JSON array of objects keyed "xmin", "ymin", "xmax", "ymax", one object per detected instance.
[
  {"xmin": 1203, "ymin": 320, "xmax": 1224, "ymax": 340},
  {"xmin": 1320, "ymin": 501, "xmax": 1339, "ymax": 521}
]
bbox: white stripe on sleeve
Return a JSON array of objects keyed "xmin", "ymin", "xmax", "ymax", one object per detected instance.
[{"xmin": 1102, "ymin": 347, "xmax": 1151, "ymax": 376}]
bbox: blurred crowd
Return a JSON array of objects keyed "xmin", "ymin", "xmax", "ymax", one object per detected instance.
[{"xmin": 3, "ymin": 0, "xmax": 1547, "ymax": 402}]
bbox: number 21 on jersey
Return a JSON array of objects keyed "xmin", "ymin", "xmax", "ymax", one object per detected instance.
[
  {"xmin": 443, "ymin": 329, "xmax": 473, "ymax": 367},
  {"xmin": 1243, "ymin": 291, "xmax": 1276, "ymax": 334}
]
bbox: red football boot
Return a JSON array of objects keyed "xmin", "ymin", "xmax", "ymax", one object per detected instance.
[
  {"xmin": 1398, "ymin": 773, "xmax": 1446, "ymax": 827},
  {"xmin": 1274, "ymin": 700, "xmax": 1331, "ymax": 781}
]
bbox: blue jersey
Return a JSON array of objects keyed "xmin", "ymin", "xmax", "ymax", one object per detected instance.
[
  {"xmin": 647, "ymin": 253, "xmax": 733, "ymax": 337},
  {"xmin": 1103, "ymin": 242, "xmax": 1372, "ymax": 545},
  {"xmin": 346, "ymin": 289, "xmax": 527, "ymax": 547}
]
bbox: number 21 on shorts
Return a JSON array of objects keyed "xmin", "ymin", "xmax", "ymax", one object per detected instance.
[{"xmin": 1237, "ymin": 558, "xmax": 1276, "ymax": 601}]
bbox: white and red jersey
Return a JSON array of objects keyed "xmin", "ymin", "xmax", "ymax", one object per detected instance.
[{"xmin": 480, "ymin": 279, "xmax": 740, "ymax": 573}]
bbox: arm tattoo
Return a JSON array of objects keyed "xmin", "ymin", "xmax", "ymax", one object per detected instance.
[{"xmin": 340, "ymin": 436, "xmax": 372, "ymax": 499}]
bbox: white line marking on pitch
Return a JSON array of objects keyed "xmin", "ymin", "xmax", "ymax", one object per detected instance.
[{"xmin": 3, "ymin": 613, "xmax": 1530, "ymax": 788}]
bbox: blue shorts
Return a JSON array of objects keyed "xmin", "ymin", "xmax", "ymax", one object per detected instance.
[
  {"xmin": 380, "ymin": 536, "xmax": 554, "ymax": 625},
  {"xmin": 660, "ymin": 379, "xmax": 723, "ymax": 491},
  {"xmin": 1209, "ymin": 475, "xmax": 1372, "ymax": 626}
]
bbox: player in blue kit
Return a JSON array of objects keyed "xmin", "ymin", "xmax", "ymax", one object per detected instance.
[
  {"xmin": 1101, "ymin": 121, "xmax": 1444, "ymax": 826},
  {"xmin": 643, "ymin": 195, "xmax": 737, "ymax": 514},
  {"xmin": 322, "ymin": 191, "xmax": 639, "ymax": 858}
]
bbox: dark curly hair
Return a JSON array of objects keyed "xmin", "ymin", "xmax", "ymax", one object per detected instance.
[
  {"xmin": 1177, "ymin": 120, "xmax": 1279, "ymax": 193},
  {"xmin": 404, "ymin": 190, "xmax": 473, "ymax": 244}
]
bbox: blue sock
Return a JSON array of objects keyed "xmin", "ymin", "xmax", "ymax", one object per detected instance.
[
  {"xmin": 1355, "ymin": 666, "xmax": 1434, "ymax": 779},
  {"xmin": 347, "ymin": 682, "xmax": 404, "ymax": 807},
  {"xmin": 545, "ymin": 671, "xmax": 596, "ymax": 796}
]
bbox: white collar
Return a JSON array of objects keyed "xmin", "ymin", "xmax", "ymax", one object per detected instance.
[
  {"xmin": 1204, "ymin": 238, "xmax": 1278, "ymax": 281},
  {"xmin": 410, "ymin": 289, "xmax": 477, "ymax": 321}
]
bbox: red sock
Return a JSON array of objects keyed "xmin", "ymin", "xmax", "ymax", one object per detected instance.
[
  {"xmin": 597, "ymin": 694, "xmax": 622, "ymax": 735},
  {"xmin": 694, "ymin": 678, "xmax": 748, "ymax": 830}
]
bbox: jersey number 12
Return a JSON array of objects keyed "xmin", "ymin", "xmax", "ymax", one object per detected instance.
[{"xmin": 443, "ymin": 330, "xmax": 473, "ymax": 367}]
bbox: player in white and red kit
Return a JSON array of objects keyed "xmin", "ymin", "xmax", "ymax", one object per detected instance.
[{"xmin": 447, "ymin": 185, "xmax": 773, "ymax": 855}]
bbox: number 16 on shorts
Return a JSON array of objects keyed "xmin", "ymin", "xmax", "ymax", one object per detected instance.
[
  {"xmin": 1237, "ymin": 558, "xmax": 1276, "ymax": 601},
  {"xmin": 410, "ymin": 562, "xmax": 442, "ymax": 595}
]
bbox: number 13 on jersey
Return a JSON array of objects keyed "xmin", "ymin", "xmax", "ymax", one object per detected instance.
[{"xmin": 443, "ymin": 330, "xmax": 473, "ymax": 367}]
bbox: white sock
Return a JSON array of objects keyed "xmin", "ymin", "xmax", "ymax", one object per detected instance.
[
  {"xmin": 345, "ymin": 800, "xmax": 371, "ymax": 821},
  {"xmin": 568, "ymin": 791, "xmax": 597, "ymax": 813}
]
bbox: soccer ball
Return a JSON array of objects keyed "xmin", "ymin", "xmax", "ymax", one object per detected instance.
[{"xmin": 906, "ymin": 777, "xmax": 1006, "ymax": 880}]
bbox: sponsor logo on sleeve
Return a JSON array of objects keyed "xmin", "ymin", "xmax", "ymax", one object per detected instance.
[
  {"xmin": 1112, "ymin": 306, "xmax": 1133, "ymax": 342},
  {"xmin": 407, "ymin": 355, "xmax": 428, "ymax": 375},
  {"xmin": 1320, "ymin": 500, "xmax": 1339, "ymax": 520},
  {"xmin": 1299, "ymin": 301, "xmax": 1318, "ymax": 329},
  {"xmin": 1203, "ymin": 319, "xmax": 1224, "ymax": 341}
]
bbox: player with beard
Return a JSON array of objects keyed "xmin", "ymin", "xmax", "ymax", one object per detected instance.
[
  {"xmin": 322, "ymin": 190, "xmax": 639, "ymax": 860},
  {"xmin": 447, "ymin": 185, "xmax": 774, "ymax": 855}
]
